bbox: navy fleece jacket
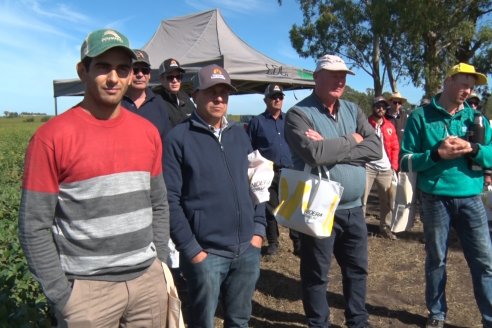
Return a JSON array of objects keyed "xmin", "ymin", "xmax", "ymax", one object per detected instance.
[{"xmin": 164, "ymin": 112, "xmax": 266, "ymax": 261}]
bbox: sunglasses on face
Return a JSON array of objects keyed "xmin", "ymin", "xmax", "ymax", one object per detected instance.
[
  {"xmin": 393, "ymin": 101, "xmax": 402, "ymax": 105},
  {"xmin": 166, "ymin": 74, "xmax": 182, "ymax": 82},
  {"xmin": 374, "ymin": 103, "xmax": 387, "ymax": 110},
  {"xmin": 469, "ymin": 101, "xmax": 479, "ymax": 107},
  {"xmin": 269, "ymin": 94, "xmax": 284, "ymax": 100},
  {"xmin": 133, "ymin": 67, "xmax": 151, "ymax": 75}
]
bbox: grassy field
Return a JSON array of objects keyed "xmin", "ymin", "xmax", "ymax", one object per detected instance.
[{"xmin": 0, "ymin": 117, "xmax": 52, "ymax": 327}]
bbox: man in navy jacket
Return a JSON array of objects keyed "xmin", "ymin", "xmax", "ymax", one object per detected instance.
[{"xmin": 164, "ymin": 64, "xmax": 266, "ymax": 328}]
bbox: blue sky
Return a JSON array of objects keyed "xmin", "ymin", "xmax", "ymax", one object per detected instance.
[{"xmin": 1, "ymin": 0, "xmax": 436, "ymax": 116}]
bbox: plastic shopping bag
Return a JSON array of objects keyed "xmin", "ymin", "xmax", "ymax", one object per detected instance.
[
  {"xmin": 273, "ymin": 165, "xmax": 344, "ymax": 238},
  {"xmin": 391, "ymin": 154, "xmax": 418, "ymax": 233},
  {"xmin": 248, "ymin": 150, "xmax": 275, "ymax": 205}
]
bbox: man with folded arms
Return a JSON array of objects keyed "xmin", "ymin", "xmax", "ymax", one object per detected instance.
[{"xmin": 285, "ymin": 54, "xmax": 381, "ymax": 328}]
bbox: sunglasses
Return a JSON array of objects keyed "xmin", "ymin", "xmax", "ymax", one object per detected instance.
[
  {"xmin": 269, "ymin": 94, "xmax": 284, "ymax": 100},
  {"xmin": 133, "ymin": 67, "xmax": 151, "ymax": 75},
  {"xmin": 469, "ymin": 101, "xmax": 479, "ymax": 107},
  {"xmin": 392, "ymin": 101, "xmax": 402, "ymax": 105},
  {"xmin": 166, "ymin": 74, "xmax": 182, "ymax": 82},
  {"xmin": 374, "ymin": 103, "xmax": 387, "ymax": 109}
]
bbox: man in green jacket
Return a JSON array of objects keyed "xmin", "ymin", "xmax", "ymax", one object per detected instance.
[{"xmin": 400, "ymin": 63, "xmax": 492, "ymax": 328}]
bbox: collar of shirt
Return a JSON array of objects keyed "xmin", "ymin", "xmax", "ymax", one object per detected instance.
[
  {"xmin": 264, "ymin": 110, "xmax": 284, "ymax": 120},
  {"xmin": 195, "ymin": 112, "xmax": 229, "ymax": 141}
]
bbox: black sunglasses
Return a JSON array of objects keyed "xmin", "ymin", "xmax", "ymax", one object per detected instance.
[
  {"xmin": 133, "ymin": 67, "xmax": 151, "ymax": 75},
  {"xmin": 392, "ymin": 101, "xmax": 402, "ymax": 105},
  {"xmin": 166, "ymin": 74, "xmax": 182, "ymax": 82},
  {"xmin": 269, "ymin": 94, "xmax": 284, "ymax": 100}
]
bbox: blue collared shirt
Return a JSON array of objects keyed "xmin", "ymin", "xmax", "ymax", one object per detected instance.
[{"xmin": 247, "ymin": 110, "xmax": 293, "ymax": 168}]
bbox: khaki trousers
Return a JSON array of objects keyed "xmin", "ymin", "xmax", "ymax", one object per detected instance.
[
  {"xmin": 362, "ymin": 166, "xmax": 395, "ymax": 229},
  {"xmin": 56, "ymin": 259, "xmax": 168, "ymax": 328}
]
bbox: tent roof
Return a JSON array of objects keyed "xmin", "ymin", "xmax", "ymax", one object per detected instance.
[
  {"xmin": 53, "ymin": 8, "xmax": 313, "ymax": 99},
  {"xmin": 142, "ymin": 9, "xmax": 314, "ymax": 94}
]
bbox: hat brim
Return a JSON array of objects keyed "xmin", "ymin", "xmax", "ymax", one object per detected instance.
[
  {"xmin": 162, "ymin": 67, "xmax": 185, "ymax": 75},
  {"xmin": 390, "ymin": 97, "xmax": 406, "ymax": 103},
  {"xmin": 474, "ymin": 73, "xmax": 488, "ymax": 85},
  {"xmin": 86, "ymin": 45, "xmax": 136, "ymax": 60},
  {"xmin": 315, "ymin": 68, "xmax": 355, "ymax": 75},
  {"xmin": 373, "ymin": 100, "xmax": 389, "ymax": 106},
  {"xmin": 266, "ymin": 92, "xmax": 285, "ymax": 97},
  {"xmin": 195, "ymin": 81, "xmax": 237, "ymax": 93}
]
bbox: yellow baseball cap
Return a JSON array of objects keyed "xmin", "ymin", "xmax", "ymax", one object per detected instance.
[{"xmin": 447, "ymin": 63, "xmax": 488, "ymax": 85}]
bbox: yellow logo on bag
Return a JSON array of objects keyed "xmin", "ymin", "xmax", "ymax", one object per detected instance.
[
  {"xmin": 274, "ymin": 174, "xmax": 339, "ymax": 237},
  {"xmin": 274, "ymin": 177, "xmax": 311, "ymax": 219}
]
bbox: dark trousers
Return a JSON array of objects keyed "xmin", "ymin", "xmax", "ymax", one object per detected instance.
[
  {"xmin": 266, "ymin": 169, "xmax": 300, "ymax": 245},
  {"xmin": 300, "ymin": 206, "xmax": 368, "ymax": 328}
]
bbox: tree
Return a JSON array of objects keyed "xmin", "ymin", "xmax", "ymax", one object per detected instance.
[
  {"xmin": 284, "ymin": 0, "xmax": 388, "ymax": 96},
  {"xmin": 395, "ymin": 0, "xmax": 492, "ymax": 96},
  {"xmin": 280, "ymin": 0, "xmax": 492, "ymax": 99}
]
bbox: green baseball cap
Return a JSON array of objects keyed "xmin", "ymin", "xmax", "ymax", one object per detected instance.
[{"xmin": 80, "ymin": 29, "xmax": 136, "ymax": 60}]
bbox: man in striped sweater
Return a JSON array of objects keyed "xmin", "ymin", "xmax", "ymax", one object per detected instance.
[{"xmin": 18, "ymin": 29, "xmax": 170, "ymax": 327}]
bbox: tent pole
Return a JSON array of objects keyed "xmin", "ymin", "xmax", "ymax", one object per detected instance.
[{"xmin": 54, "ymin": 97, "xmax": 58, "ymax": 116}]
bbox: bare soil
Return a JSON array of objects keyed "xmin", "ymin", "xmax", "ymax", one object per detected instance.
[{"xmin": 185, "ymin": 190, "xmax": 483, "ymax": 327}]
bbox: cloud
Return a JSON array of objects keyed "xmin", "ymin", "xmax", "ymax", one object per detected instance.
[{"xmin": 23, "ymin": 0, "xmax": 89, "ymax": 23}]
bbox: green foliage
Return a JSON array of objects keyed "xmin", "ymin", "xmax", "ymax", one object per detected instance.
[
  {"xmin": 23, "ymin": 117, "xmax": 35, "ymax": 123},
  {"xmin": 0, "ymin": 118, "xmax": 53, "ymax": 327},
  {"xmin": 286, "ymin": 0, "xmax": 492, "ymax": 98}
]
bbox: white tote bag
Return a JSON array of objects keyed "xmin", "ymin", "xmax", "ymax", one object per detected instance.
[
  {"xmin": 247, "ymin": 150, "xmax": 275, "ymax": 205},
  {"xmin": 273, "ymin": 165, "xmax": 344, "ymax": 238},
  {"xmin": 391, "ymin": 154, "xmax": 418, "ymax": 233}
]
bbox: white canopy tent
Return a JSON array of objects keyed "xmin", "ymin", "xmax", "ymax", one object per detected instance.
[{"xmin": 52, "ymin": 9, "xmax": 314, "ymax": 115}]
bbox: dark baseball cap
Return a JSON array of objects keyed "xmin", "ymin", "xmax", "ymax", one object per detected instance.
[
  {"xmin": 133, "ymin": 49, "xmax": 150, "ymax": 66},
  {"xmin": 80, "ymin": 29, "xmax": 136, "ymax": 60},
  {"xmin": 192, "ymin": 64, "xmax": 237, "ymax": 92},
  {"xmin": 373, "ymin": 96, "xmax": 389, "ymax": 106},
  {"xmin": 264, "ymin": 84, "xmax": 285, "ymax": 98},
  {"xmin": 159, "ymin": 58, "xmax": 185, "ymax": 75}
]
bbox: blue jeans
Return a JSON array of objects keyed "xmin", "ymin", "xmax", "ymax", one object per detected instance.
[
  {"xmin": 300, "ymin": 206, "xmax": 368, "ymax": 328},
  {"xmin": 180, "ymin": 245, "xmax": 261, "ymax": 328},
  {"xmin": 421, "ymin": 192, "xmax": 492, "ymax": 326}
]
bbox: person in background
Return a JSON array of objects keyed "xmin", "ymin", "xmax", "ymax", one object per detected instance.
[
  {"xmin": 285, "ymin": 54, "xmax": 382, "ymax": 328},
  {"xmin": 18, "ymin": 29, "xmax": 170, "ymax": 327},
  {"xmin": 164, "ymin": 64, "xmax": 266, "ymax": 328},
  {"xmin": 122, "ymin": 49, "xmax": 170, "ymax": 149},
  {"xmin": 247, "ymin": 83, "xmax": 301, "ymax": 256},
  {"xmin": 363, "ymin": 96, "xmax": 400, "ymax": 240},
  {"xmin": 468, "ymin": 91, "xmax": 482, "ymax": 112},
  {"xmin": 156, "ymin": 58, "xmax": 196, "ymax": 127},
  {"xmin": 400, "ymin": 62, "xmax": 492, "ymax": 328},
  {"xmin": 386, "ymin": 91, "xmax": 409, "ymax": 141},
  {"xmin": 467, "ymin": 92, "xmax": 492, "ymax": 187}
]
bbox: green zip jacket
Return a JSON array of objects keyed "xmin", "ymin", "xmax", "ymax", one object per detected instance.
[{"xmin": 400, "ymin": 94, "xmax": 492, "ymax": 197}]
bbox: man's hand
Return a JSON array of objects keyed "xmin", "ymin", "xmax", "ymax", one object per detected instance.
[
  {"xmin": 191, "ymin": 251, "xmax": 207, "ymax": 264},
  {"xmin": 437, "ymin": 136, "xmax": 473, "ymax": 160},
  {"xmin": 305, "ymin": 129, "xmax": 323, "ymax": 141},
  {"xmin": 251, "ymin": 235, "xmax": 263, "ymax": 248},
  {"xmin": 352, "ymin": 133, "xmax": 363, "ymax": 144}
]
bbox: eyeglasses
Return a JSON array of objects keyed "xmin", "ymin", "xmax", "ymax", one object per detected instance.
[
  {"xmin": 269, "ymin": 94, "xmax": 284, "ymax": 100},
  {"xmin": 468, "ymin": 101, "xmax": 479, "ymax": 107},
  {"xmin": 374, "ymin": 103, "xmax": 387, "ymax": 109},
  {"xmin": 166, "ymin": 74, "xmax": 182, "ymax": 82},
  {"xmin": 133, "ymin": 67, "xmax": 151, "ymax": 75},
  {"xmin": 392, "ymin": 101, "xmax": 402, "ymax": 105}
]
